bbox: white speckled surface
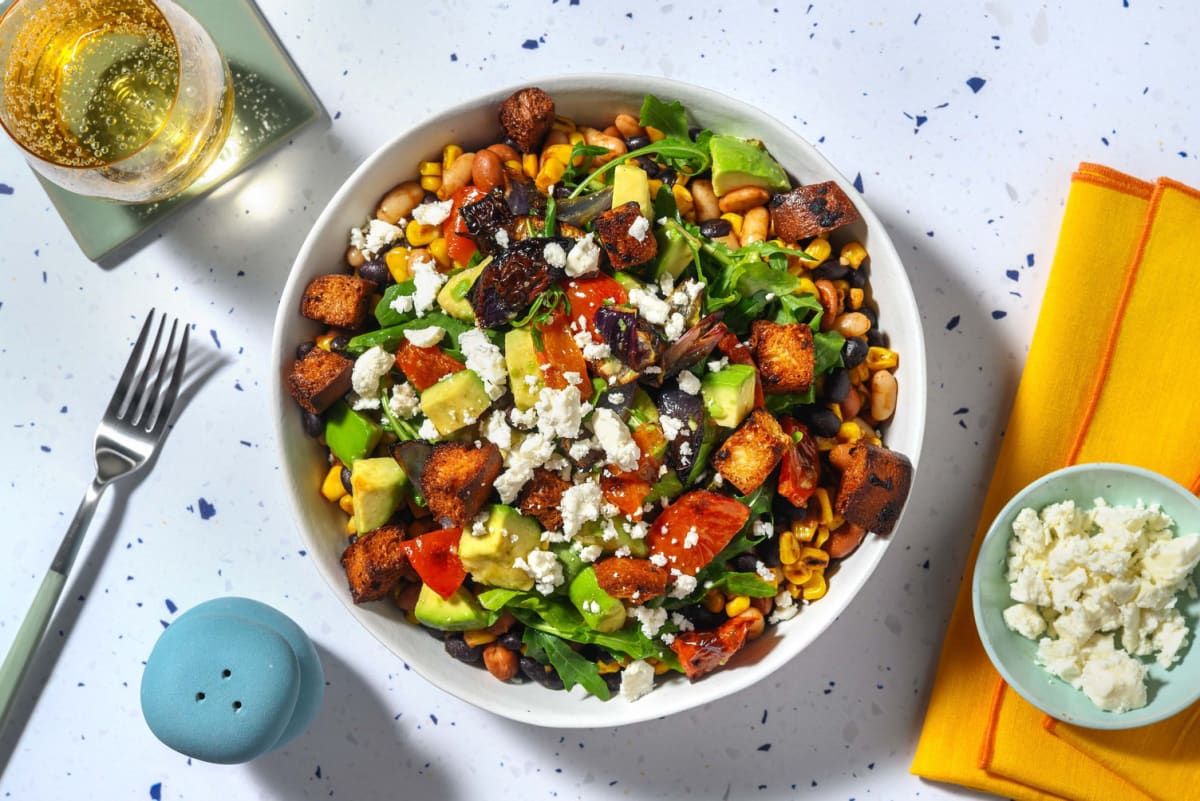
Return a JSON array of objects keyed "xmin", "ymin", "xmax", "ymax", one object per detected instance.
[{"xmin": 0, "ymin": 1, "xmax": 1195, "ymax": 798}]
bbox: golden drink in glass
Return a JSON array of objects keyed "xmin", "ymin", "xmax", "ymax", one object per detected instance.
[{"xmin": 0, "ymin": 0, "xmax": 234, "ymax": 203}]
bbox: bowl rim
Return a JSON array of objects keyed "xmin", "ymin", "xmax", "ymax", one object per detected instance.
[
  {"xmin": 270, "ymin": 72, "xmax": 928, "ymax": 726},
  {"xmin": 971, "ymin": 461, "xmax": 1200, "ymax": 730}
]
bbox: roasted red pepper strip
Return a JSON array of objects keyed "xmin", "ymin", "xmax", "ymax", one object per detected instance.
[
  {"xmin": 561, "ymin": 274, "xmax": 628, "ymax": 339},
  {"xmin": 670, "ymin": 615, "xmax": 755, "ymax": 680},
  {"xmin": 400, "ymin": 526, "xmax": 466, "ymax": 599},
  {"xmin": 778, "ymin": 418, "xmax": 820, "ymax": 507},
  {"xmin": 444, "ymin": 186, "xmax": 486, "ymax": 266},
  {"xmin": 535, "ymin": 310, "xmax": 593, "ymax": 401}
]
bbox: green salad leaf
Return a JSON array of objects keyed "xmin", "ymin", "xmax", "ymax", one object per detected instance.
[
  {"xmin": 345, "ymin": 312, "xmax": 474, "ymax": 358},
  {"xmin": 523, "ymin": 629, "xmax": 611, "ymax": 700}
]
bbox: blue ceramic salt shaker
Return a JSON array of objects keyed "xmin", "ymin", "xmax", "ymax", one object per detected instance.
[{"xmin": 140, "ymin": 597, "xmax": 324, "ymax": 764}]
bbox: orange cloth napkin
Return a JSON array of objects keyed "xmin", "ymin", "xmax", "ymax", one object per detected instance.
[{"xmin": 910, "ymin": 163, "xmax": 1200, "ymax": 801}]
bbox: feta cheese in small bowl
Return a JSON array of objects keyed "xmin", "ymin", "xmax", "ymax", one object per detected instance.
[{"xmin": 973, "ymin": 463, "xmax": 1200, "ymax": 729}]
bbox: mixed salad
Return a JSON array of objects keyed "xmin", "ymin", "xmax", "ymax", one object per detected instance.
[{"xmin": 286, "ymin": 88, "xmax": 914, "ymax": 701}]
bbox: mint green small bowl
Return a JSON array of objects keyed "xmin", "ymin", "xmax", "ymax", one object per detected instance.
[{"xmin": 972, "ymin": 463, "xmax": 1200, "ymax": 730}]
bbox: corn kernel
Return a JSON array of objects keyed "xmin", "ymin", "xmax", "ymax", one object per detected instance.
[
  {"xmin": 596, "ymin": 660, "xmax": 621, "ymax": 675},
  {"xmin": 828, "ymin": 514, "xmax": 845, "ymax": 532},
  {"xmin": 315, "ymin": 332, "xmax": 336, "ymax": 352},
  {"xmin": 803, "ymin": 237, "xmax": 832, "ymax": 264},
  {"xmin": 652, "ymin": 659, "xmax": 671, "ymax": 675},
  {"xmin": 672, "ymin": 183, "xmax": 695, "ymax": 221},
  {"xmin": 799, "ymin": 547, "xmax": 830, "ymax": 570},
  {"xmin": 816, "ymin": 435, "xmax": 837, "ymax": 452},
  {"xmin": 868, "ymin": 436, "xmax": 883, "ymax": 447},
  {"xmin": 814, "ymin": 526, "xmax": 830, "ymax": 548},
  {"xmin": 321, "ymin": 465, "xmax": 347, "ymax": 502},
  {"xmin": 839, "ymin": 241, "xmax": 868, "ymax": 269},
  {"xmin": 720, "ymin": 212, "xmax": 743, "ymax": 236},
  {"xmin": 338, "ymin": 493, "xmax": 355, "ymax": 516},
  {"xmin": 849, "ymin": 363, "xmax": 871, "ymax": 385},
  {"xmin": 346, "ymin": 516, "xmax": 357, "ymax": 536},
  {"xmin": 778, "ymin": 529, "xmax": 801, "ymax": 564},
  {"xmin": 543, "ymin": 143, "xmax": 573, "ymax": 168},
  {"xmin": 866, "ymin": 347, "xmax": 899, "ymax": 371},
  {"xmin": 385, "ymin": 247, "xmax": 412, "ymax": 282},
  {"xmin": 504, "ymin": 159, "xmax": 522, "ymax": 174},
  {"xmin": 645, "ymin": 125, "xmax": 666, "ymax": 143},
  {"xmin": 647, "ymin": 178, "xmax": 663, "ymax": 197},
  {"xmin": 552, "ymin": 115, "xmax": 577, "ymax": 133},
  {"xmin": 535, "ymin": 159, "xmax": 566, "ymax": 193},
  {"xmin": 814, "ymin": 488, "xmax": 833, "ymax": 525},
  {"xmin": 725, "ymin": 595, "xmax": 751, "ymax": 617},
  {"xmin": 418, "ymin": 160, "xmax": 442, "ymax": 177},
  {"xmin": 796, "ymin": 277, "xmax": 818, "ymax": 296},
  {"xmin": 428, "ymin": 237, "xmax": 450, "ymax": 268},
  {"xmin": 420, "ymin": 174, "xmax": 442, "ymax": 192},
  {"xmin": 802, "ymin": 572, "xmax": 828, "ymax": 601},
  {"xmin": 837, "ymin": 420, "xmax": 863, "ymax": 443},
  {"xmin": 406, "ymin": 220, "xmax": 439, "ymax": 247},
  {"xmin": 522, "ymin": 153, "xmax": 538, "ymax": 178},
  {"xmin": 792, "ymin": 517, "xmax": 819, "ymax": 543},
  {"xmin": 463, "ymin": 630, "xmax": 498, "ymax": 647},
  {"xmin": 783, "ymin": 562, "xmax": 813, "ymax": 585},
  {"xmin": 703, "ymin": 590, "xmax": 725, "ymax": 613},
  {"xmin": 848, "ymin": 287, "xmax": 865, "ymax": 310},
  {"xmin": 442, "ymin": 144, "xmax": 463, "ymax": 173}
]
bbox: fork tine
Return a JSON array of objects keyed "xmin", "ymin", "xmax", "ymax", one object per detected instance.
[
  {"xmin": 105, "ymin": 309, "xmax": 159, "ymax": 421},
  {"xmin": 141, "ymin": 318, "xmax": 184, "ymax": 432},
  {"xmin": 146, "ymin": 321, "xmax": 188, "ymax": 436},
  {"xmin": 122, "ymin": 312, "xmax": 167, "ymax": 424}
]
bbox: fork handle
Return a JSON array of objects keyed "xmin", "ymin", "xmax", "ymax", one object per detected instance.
[
  {"xmin": 0, "ymin": 479, "xmax": 105, "ymax": 730},
  {"xmin": 0, "ymin": 570, "xmax": 67, "ymax": 728}
]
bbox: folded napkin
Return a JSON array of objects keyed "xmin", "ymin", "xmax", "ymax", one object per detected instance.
[{"xmin": 910, "ymin": 163, "xmax": 1200, "ymax": 801}]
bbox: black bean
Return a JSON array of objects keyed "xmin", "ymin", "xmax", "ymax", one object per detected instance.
[
  {"xmin": 519, "ymin": 657, "xmax": 564, "ymax": 690},
  {"xmin": 676, "ymin": 603, "xmax": 724, "ymax": 631},
  {"xmin": 841, "ymin": 336, "xmax": 869, "ymax": 369},
  {"xmin": 498, "ymin": 631, "xmax": 524, "ymax": 651},
  {"xmin": 554, "ymin": 184, "xmax": 571, "ymax": 199},
  {"xmin": 756, "ymin": 532, "xmax": 782, "ymax": 567},
  {"xmin": 340, "ymin": 466, "xmax": 353, "ymax": 495},
  {"xmin": 807, "ymin": 406, "xmax": 843, "ymax": 438},
  {"xmin": 867, "ymin": 329, "xmax": 888, "ymax": 348},
  {"xmin": 699, "ymin": 218, "xmax": 732, "ymax": 238},
  {"xmin": 860, "ymin": 306, "xmax": 879, "ymax": 331},
  {"xmin": 423, "ymin": 190, "xmax": 440, "ymax": 204},
  {"xmin": 731, "ymin": 554, "xmax": 761, "ymax": 573},
  {"xmin": 658, "ymin": 167, "xmax": 677, "ymax": 186},
  {"xmin": 603, "ymin": 671, "xmax": 623, "ymax": 694},
  {"xmin": 301, "ymin": 410, "xmax": 323, "ymax": 438},
  {"xmin": 812, "ymin": 262, "xmax": 850, "ymax": 282},
  {"xmin": 330, "ymin": 335, "xmax": 350, "ymax": 354},
  {"xmin": 296, "ymin": 341, "xmax": 315, "ymax": 360},
  {"xmin": 625, "ymin": 135, "xmax": 650, "ymax": 151},
  {"xmin": 444, "ymin": 636, "xmax": 483, "ymax": 664},
  {"xmin": 847, "ymin": 266, "xmax": 868, "ymax": 288},
  {"xmin": 424, "ymin": 625, "xmax": 448, "ymax": 641},
  {"xmin": 687, "ymin": 124, "xmax": 702, "ymax": 141},
  {"xmin": 358, "ymin": 259, "xmax": 393, "ymax": 287},
  {"xmin": 824, "ymin": 368, "xmax": 850, "ymax": 404},
  {"xmin": 633, "ymin": 155, "xmax": 660, "ymax": 178}
]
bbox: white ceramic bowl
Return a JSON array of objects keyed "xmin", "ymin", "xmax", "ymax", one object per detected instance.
[{"xmin": 271, "ymin": 74, "xmax": 927, "ymax": 727}]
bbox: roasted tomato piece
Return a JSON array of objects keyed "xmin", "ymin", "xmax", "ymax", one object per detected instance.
[
  {"xmin": 562, "ymin": 274, "xmax": 629, "ymax": 339},
  {"xmin": 400, "ymin": 527, "xmax": 466, "ymax": 599},
  {"xmin": 444, "ymin": 187, "xmax": 486, "ymax": 266},
  {"xmin": 469, "ymin": 237, "xmax": 570, "ymax": 328},
  {"xmin": 535, "ymin": 310, "xmax": 592, "ymax": 401},
  {"xmin": 670, "ymin": 615, "xmax": 755, "ymax": 680},
  {"xmin": 646, "ymin": 490, "xmax": 750, "ymax": 576},
  {"xmin": 601, "ymin": 473, "xmax": 653, "ymax": 520},
  {"xmin": 778, "ymin": 418, "xmax": 820, "ymax": 507},
  {"xmin": 395, "ymin": 341, "xmax": 465, "ymax": 390}
]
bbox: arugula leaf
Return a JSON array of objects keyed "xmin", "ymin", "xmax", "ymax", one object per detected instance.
[
  {"xmin": 560, "ymin": 143, "xmax": 609, "ymax": 189},
  {"xmin": 523, "ymin": 629, "xmax": 611, "ymax": 700},
  {"xmin": 375, "ymin": 280, "xmax": 417, "ymax": 327},
  {"xmin": 543, "ymin": 192, "xmax": 557, "ymax": 235},
  {"xmin": 511, "ymin": 284, "xmax": 571, "ymax": 328},
  {"xmin": 773, "ymin": 293, "xmax": 823, "ymax": 326},
  {"xmin": 813, "ymin": 329, "xmax": 846, "ymax": 375},
  {"xmin": 639, "ymin": 94, "xmax": 690, "ymax": 139},
  {"xmin": 499, "ymin": 593, "xmax": 674, "ymax": 663},
  {"xmin": 709, "ymin": 572, "xmax": 778, "ymax": 598},
  {"xmin": 764, "ymin": 389, "xmax": 816, "ymax": 415},
  {"xmin": 345, "ymin": 312, "xmax": 473, "ymax": 358}
]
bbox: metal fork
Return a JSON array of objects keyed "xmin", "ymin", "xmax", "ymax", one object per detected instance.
[{"xmin": 0, "ymin": 310, "xmax": 188, "ymax": 729}]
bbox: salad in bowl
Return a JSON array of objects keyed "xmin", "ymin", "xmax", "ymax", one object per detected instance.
[{"xmin": 275, "ymin": 77, "xmax": 924, "ymax": 724}]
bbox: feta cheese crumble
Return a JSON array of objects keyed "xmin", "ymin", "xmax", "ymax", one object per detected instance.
[
  {"xmin": 350, "ymin": 218, "xmax": 403, "ymax": 259},
  {"xmin": 494, "ymin": 228, "xmax": 510, "ymax": 249},
  {"xmin": 411, "ymin": 255, "xmax": 447, "ymax": 317},
  {"xmin": 628, "ymin": 214, "xmax": 650, "ymax": 242},
  {"xmin": 533, "ymin": 385, "xmax": 591, "ymax": 440},
  {"xmin": 349, "ymin": 346, "xmax": 393, "ymax": 409},
  {"xmin": 565, "ymin": 233, "xmax": 601, "ymax": 277},
  {"xmin": 403, "ymin": 325, "xmax": 445, "ymax": 348},
  {"xmin": 1004, "ymin": 498, "xmax": 1200, "ymax": 712},
  {"xmin": 559, "ymin": 481, "xmax": 604, "ymax": 538},
  {"xmin": 619, "ymin": 659, "xmax": 656, "ymax": 701},
  {"xmin": 628, "ymin": 286, "xmax": 671, "ymax": 326},
  {"xmin": 513, "ymin": 548, "xmax": 565, "ymax": 596},
  {"xmin": 388, "ymin": 382, "xmax": 420, "ymax": 419},
  {"xmin": 412, "ymin": 198, "xmax": 453, "ymax": 226},
  {"xmin": 591, "ymin": 408, "xmax": 642, "ymax": 472},
  {"xmin": 677, "ymin": 370, "xmax": 701, "ymax": 395},
  {"xmin": 459, "ymin": 329, "xmax": 508, "ymax": 400},
  {"xmin": 543, "ymin": 241, "xmax": 567, "ymax": 269}
]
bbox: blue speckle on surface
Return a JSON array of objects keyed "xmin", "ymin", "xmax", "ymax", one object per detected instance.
[
  {"xmin": 0, "ymin": 183, "xmax": 13, "ymax": 195},
  {"xmin": 757, "ymin": 743, "xmax": 771, "ymax": 751},
  {"xmin": 1102, "ymin": 136, "xmax": 1110, "ymax": 145},
  {"xmin": 992, "ymin": 310, "xmax": 1007, "ymax": 320},
  {"xmin": 450, "ymin": 52, "xmax": 458, "ymax": 61},
  {"xmin": 315, "ymin": 765, "xmax": 322, "ymax": 778},
  {"xmin": 150, "ymin": 783, "xmax": 162, "ymax": 800},
  {"xmin": 1026, "ymin": 253, "xmax": 1035, "ymax": 267},
  {"xmin": 1180, "ymin": 151, "xmax": 1189, "ymax": 158},
  {"xmin": 40, "ymin": 445, "xmax": 51, "ymax": 453},
  {"xmin": 210, "ymin": 329, "xmax": 221, "ymax": 349},
  {"xmin": 522, "ymin": 38, "xmax": 539, "ymax": 49},
  {"xmin": 198, "ymin": 498, "xmax": 217, "ymax": 520},
  {"xmin": 913, "ymin": 12, "xmax": 921, "ymax": 24},
  {"xmin": 165, "ymin": 598, "xmax": 177, "ymax": 614},
  {"xmin": 1006, "ymin": 269, "xmax": 1019, "ymax": 281},
  {"xmin": 954, "ymin": 407, "xmax": 969, "ymax": 415},
  {"xmin": 852, "ymin": 172, "xmax": 864, "ymax": 193},
  {"xmin": 966, "ymin": 77, "xmax": 986, "ymax": 93},
  {"xmin": 946, "ymin": 315, "xmax": 960, "ymax": 331}
]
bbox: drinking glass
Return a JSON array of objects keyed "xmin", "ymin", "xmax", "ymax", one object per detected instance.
[{"xmin": 0, "ymin": 0, "xmax": 234, "ymax": 203}]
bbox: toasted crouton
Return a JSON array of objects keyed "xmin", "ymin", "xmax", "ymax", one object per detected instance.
[
  {"xmin": 341, "ymin": 524, "xmax": 408, "ymax": 604},
  {"xmin": 421, "ymin": 442, "xmax": 503, "ymax": 527},
  {"xmin": 300, "ymin": 274, "xmax": 377, "ymax": 330},
  {"xmin": 593, "ymin": 202, "xmax": 658, "ymax": 270},
  {"xmin": 750, "ymin": 320, "xmax": 814, "ymax": 394},
  {"xmin": 711, "ymin": 409, "xmax": 791, "ymax": 495},
  {"xmin": 768, "ymin": 181, "xmax": 862, "ymax": 243},
  {"xmin": 834, "ymin": 443, "xmax": 913, "ymax": 536},
  {"xmin": 517, "ymin": 468, "xmax": 570, "ymax": 531},
  {"xmin": 287, "ymin": 347, "xmax": 354, "ymax": 414},
  {"xmin": 498, "ymin": 87, "xmax": 556, "ymax": 154},
  {"xmin": 594, "ymin": 557, "xmax": 668, "ymax": 604}
]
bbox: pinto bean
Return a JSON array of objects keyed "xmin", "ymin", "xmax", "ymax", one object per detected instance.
[
  {"xmin": 472, "ymin": 149, "xmax": 504, "ymax": 194},
  {"xmin": 377, "ymin": 181, "xmax": 425, "ymax": 223},
  {"xmin": 437, "ymin": 152, "xmax": 476, "ymax": 200}
]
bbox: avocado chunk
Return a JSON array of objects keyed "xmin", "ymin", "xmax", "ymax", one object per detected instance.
[
  {"xmin": 612, "ymin": 163, "xmax": 653, "ymax": 219},
  {"xmin": 325, "ymin": 400, "xmax": 383, "ymax": 466},
  {"xmin": 420, "ymin": 369, "xmax": 492, "ymax": 436},
  {"xmin": 612, "ymin": 271, "xmax": 645, "ymax": 295},
  {"xmin": 437, "ymin": 262, "xmax": 486, "ymax": 322},
  {"xmin": 709, "ymin": 134, "xmax": 791, "ymax": 197},
  {"xmin": 575, "ymin": 517, "xmax": 649, "ymax": 558},
  {"xmin": 504, "ymin": 327, "xmax": 544, "ymax": 410},
  {"xmin": 568, "ymin": 566, "xmax": 627, "ymax": 633},
  {"xmin": 457, "ymin": 504, "xmax": 542, "ymax": 590},
  {"xmin": 645, "ymin": 469, "xmax": 684, "ymax": 504},
  {"xmin": 654, "ymin": 220, "xmax": 697, "ymax": 281},
  {"xmin": 413, "ymin": 584, "xmax": 490, "ymax": 631},
  {"xmin": 350, "ymin": 457, "xmax": 409, "ymax": 532},
  {"xmin": 701, "ymin": 363, "xmax": 757, "ymax": 428}
]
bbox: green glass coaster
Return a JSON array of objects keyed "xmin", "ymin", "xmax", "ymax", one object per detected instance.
[{"xmin": 34, "ymin": 0, "xmax": 325, "ymax": 263}]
